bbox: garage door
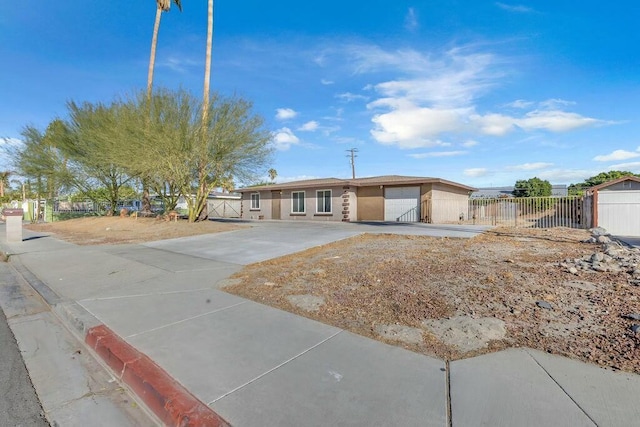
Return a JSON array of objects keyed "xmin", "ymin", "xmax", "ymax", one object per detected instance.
[
  {"xmin": 598, "ymin": 190, "xmax": 640, "ymax": 236},
  {"xmin": 384, "ymin": 187, "xmax": 420, "ymax": 222}
]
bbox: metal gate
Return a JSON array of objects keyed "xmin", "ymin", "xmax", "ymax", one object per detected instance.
[
  {"xmin": 422, "ymin": 196, "xmax": 591, "ymax": 229},
  {"xmin": 207, "ymin": 199, "xmax": 241, "ymax": 218}
]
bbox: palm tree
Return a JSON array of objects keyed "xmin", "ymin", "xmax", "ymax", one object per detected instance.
[
  {"xmin": 147, "ymin": 0, "xmax": 182, "ymax": 100},
  {"xmin": 190, "ymin": 0, "xmax": 214, "ymax": 222},
  {"xmin": 144, "ymin": 0, "xmax": 182, "ymax": 214},
  {"xmin": 268, "ymin": 168, "xmax": 277, "ymax": 183},
  {"xmin": 202, "ymin": 0, "xmax": 214, "ymax": 120}
]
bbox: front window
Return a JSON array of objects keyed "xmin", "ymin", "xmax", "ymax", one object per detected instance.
[
  {"xmin": 292, "ymin": 191, "xmax": 305, "ymax": 213},
  {"xmin": 316, "ymin": 190, "xmax": 332, "ymax": 213},
  {"xmin": 251, "ymin": 193, "xmax": 260, "ymax": 210}
]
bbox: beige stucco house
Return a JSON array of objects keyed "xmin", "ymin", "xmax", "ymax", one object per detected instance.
[{"xmin": 236, "ymin": 175, "xmax": 477, "ymax": 223}]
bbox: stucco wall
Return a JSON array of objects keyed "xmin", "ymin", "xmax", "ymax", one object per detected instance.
[
  {"xmin": 356, "ymin": 186, "xmax": 384, "ymax": 221},
  {"xmin": 425, "ymin": 183, "xmax": 471, "ymax": 223},
  {"xmin": 242, "ymin": 190, "xmax": 272, "ymax": 220},
  {"xmin": 278, "ymin": 185, "xmax": 346, "ymax": 221}
]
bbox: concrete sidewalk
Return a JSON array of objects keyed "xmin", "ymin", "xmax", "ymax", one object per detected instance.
[{"xmin": 2, "ymin": 221, "xmax": 640, "ymax": 426}]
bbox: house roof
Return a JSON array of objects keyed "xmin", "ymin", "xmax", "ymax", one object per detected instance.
[
  {"xmin": 208, "ymin": 191, "xmax": 241, "ymax": 199},
  {"xmin": 589, "ymin": 175, "xmax": 640, "ymax": 191},
  {"xmin": 237, "ymin": 175, "xmax": 477, "ymax": 192}
]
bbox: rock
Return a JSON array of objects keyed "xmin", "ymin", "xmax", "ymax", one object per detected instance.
[
  {"xmin": 597, "ymin": 235, "xmax": 612, "ymax": 244},
  {"xmin": 568, "ymin": 267, "xmax": 579, "ymax": 275},
  {"xmin": 590, "ymin": 227, "xmax": 608, "ymax": 236},
  {"xmin": 583, "ymin": 237, "xmax": 597, "ymax": 244},
  {"xmin": 563, "ymin": 280, "xmax": 597, "ymax": 291},
  {"xmin": 286, "ymin": 294, "xmax": 325, "ymax": 312},
  {"xmin": 631, "ymin": 324, "xmax": 640, "ymax": 334},
  {"xmin": 375, "ymin": 324, "xmax": 424, "ymax": 345},
  {"xmin": 422, "ymin": 316, "xmax": 506, "ymax": 353},
  {"xmin": 622, "ymin": 313, "xmax": 640, "ymax": 321},
  {"xmin": 591, "ymin": 253, "xmax": 605, "ymax": 262},
  {"xmin": 536, "ymin": 301, "xmax": 553, "ymax": 310}
]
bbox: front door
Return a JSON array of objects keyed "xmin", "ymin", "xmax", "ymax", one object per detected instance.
[{"xmin": 271, "ymin": 191, "xmax": 281, "ymax": 220}]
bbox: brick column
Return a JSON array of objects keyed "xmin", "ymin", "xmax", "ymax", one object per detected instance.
[{"xmin": 341, "ymin": 187, "xmax": 351, "ymax": 222}]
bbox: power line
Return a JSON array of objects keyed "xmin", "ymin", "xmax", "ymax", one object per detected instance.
[{"xmin": 346, "ymin": 148, "xmax": 358, "ymax": 179}]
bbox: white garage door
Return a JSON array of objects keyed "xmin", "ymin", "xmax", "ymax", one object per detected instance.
[
  {"xmin": 384, "ymin": 187, "xmax": 420, "ymax": 222},
  {"xmin": 598, "ymin": 190, "xmax": 640, "ymax": 236}
]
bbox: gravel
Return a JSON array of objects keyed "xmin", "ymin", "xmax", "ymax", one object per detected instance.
[{"xmin": 225, "ymin": 226, "xmax": 640, "ymax": 373}]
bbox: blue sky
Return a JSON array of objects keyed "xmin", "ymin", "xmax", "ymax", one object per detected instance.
[{"xmin": 1, "ymin": 1, "xmax": 639, "ymax": 187}]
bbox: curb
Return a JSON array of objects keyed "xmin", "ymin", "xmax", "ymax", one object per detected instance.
[
  {"xmin": 3, "ymin": 250, "xmax": 230, "ymax": 427},
  {"xmin": 86, "ymin": 325, "xmax": 229, "ymax": 427}
]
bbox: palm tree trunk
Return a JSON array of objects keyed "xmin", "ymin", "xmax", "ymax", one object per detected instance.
[
  {"xmin": 147, "ymin": 6, "xmax": 162, "ymax": 100},
  {"xmin": 203, "ymin": 0, "xmax": 214, "ymax": 120},
  {"xmin": 142, "ymin": 6, "xmax": 163, "ymax": 214},
  {"xmin": 189, "ymin": 0, "xmax": 215, "ymax": 222}
]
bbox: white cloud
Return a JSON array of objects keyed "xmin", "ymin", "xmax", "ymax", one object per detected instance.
[
  {"xmin": 539, "ymin": 99, "xmax": 575, "ymax": 109},
  {"xmin": 409, "ymin": 151, "xmax": 467, "ymax": 159},
  {"xmin": 505, "ymin": 99, "xmax": 534, "ymax": 109},
  {"xmin": 608, "ymin": 162, "xmax": 640, "ymax": 172},
  {"xmin": 495, "ymin": 2, "xmax": 534, "ymax": 13},
  {"xmin": 507, "ymin": 162, "xmax": 554, "ymax": 171},
  {"xmin": 368, "ymin": 100, "xmax": 471, "ymax": 148},
  {"xmin": 405, "ymin": 7, "xmax": 418, "ymax": 32},
  {"xmin": 321, "ymin": 79, "xmax": 334, "ymax": 85},
  {"xmin": 330, "ymin": 44, "xmax": 611, "ymax": 148},
  {"xmin": 462, "ymin": 139, "xmax": 479, "ymax": 147},
  {"xmin": 471, "ymin": 110, "xmax": 603, "ymax": 136},
  {"xmin": 471, "ymin": 113, "xmax": 516, "ymax": 136},
  {"xmin": 272, "ymin": 127, "xmax": 300, "ymax": 150},
  {"xmin": 593, "ymin": 149, "xmax": 640, "ymax": 162},
  {"xmin": 336, "ymin": 92, "xmax": 369, "ymax": 102},
  {"xmin": 275, "ymin": 108, "xmax": 298, "ymax": 120},
  {"xmin": 464, "ymin": 168, "xmax": 490, "ymax": 177},
  {"xmin": 159, "ymin": 56, "xmax": 201, "ymax": 73},
  {"xmin": 517, "ymin": 110, "xmax": 600, "ymax": 132},
  {"xmin": 299, "ymin": 121, "xmax": 319, "ymax": 132},
  {"xmin": 370, "ymin": 50, "xmax": 500, "ymax": 108}
]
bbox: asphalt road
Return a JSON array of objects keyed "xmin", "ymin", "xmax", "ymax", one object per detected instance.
[{"xmin": 0, "ymin": 304, "xmax": 49, "ymax": 426}]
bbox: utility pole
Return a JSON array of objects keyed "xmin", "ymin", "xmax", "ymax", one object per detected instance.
[{"xmin": 346, "ymin": 148, "xmax": 358, "ymax": 179}]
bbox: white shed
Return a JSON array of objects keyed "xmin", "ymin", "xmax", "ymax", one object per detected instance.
[{"xmin": 591, "ymin": 176, "xmax": 640, "ymax": 236}]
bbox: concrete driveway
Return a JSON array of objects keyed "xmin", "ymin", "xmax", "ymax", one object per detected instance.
[
  {"xmin": 616, "ymin": 235, "xmax": 640, "ymax": 248},
  {"xmin": 143, "ymin": 220, "xmax": 490, "ymax": 264}
]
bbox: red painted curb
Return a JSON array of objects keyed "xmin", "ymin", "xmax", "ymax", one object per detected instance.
[{"xmin": 86, "ymin": 325, "xmax": 230, "ymax": 427}]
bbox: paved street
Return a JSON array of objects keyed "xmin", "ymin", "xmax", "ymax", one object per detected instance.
[{"xmin": 0, "ymin": 301, "xmax": 49, "ymax": 426}]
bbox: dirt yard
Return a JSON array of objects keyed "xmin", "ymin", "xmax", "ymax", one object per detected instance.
[
  {"xmin": 24, "ymin": 216, "xmax": 241, "ymax": 245},
  {"xmin": 20, "ymin": 218, "xmax": 640, "ymax": 373},
  {"xmin": 224, "ymin": 227, "xmax": 640, "ymax": 374}
]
